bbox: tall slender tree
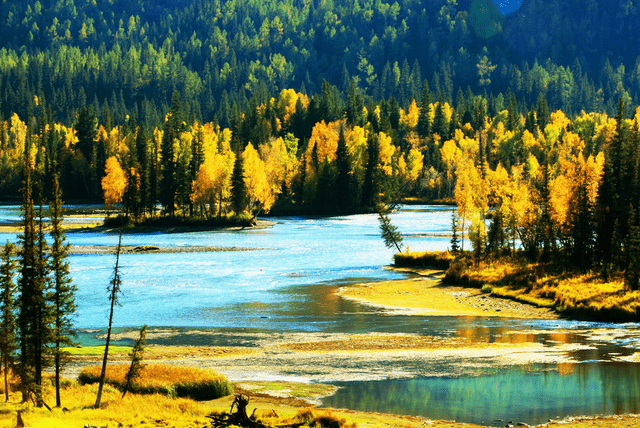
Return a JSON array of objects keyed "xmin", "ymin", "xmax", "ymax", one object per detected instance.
[
  {"xmin": 94, "ymin": 226, "xmax": 124, "ymax": 409},
  {"xmin": 49, "ymin": 169, "xmax": 76, "ymax": 407},
  {"xmin": 0, "ymin": 243, "xmax": 17, "ymax": 402}
]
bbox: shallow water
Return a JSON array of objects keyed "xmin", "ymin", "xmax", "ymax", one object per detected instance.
[{"xmin": 2, "ymin": 204, "xmax": 640, "ymax": 426}]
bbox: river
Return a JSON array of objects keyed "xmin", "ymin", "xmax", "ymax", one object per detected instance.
[{"xmin": 1, "ymin": 205, "xmax": 640, "ymax": 426}]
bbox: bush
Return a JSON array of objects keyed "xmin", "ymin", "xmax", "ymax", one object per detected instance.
[{"xmin": 79, "ymin": 364, "xmax": 233, "ymax": 400}]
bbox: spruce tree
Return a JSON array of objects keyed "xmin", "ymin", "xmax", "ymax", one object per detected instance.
[
  {"xmin": 49, "ymin": 170, "xmax": 76, "ymax": 407},
  {"xmin": 0, "ymin": 243, "xmax": 17, "ymax": 402}
]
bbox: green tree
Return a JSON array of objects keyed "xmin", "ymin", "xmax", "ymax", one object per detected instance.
[
  {"xmin": 335, "ymin": 126, "xmax": 352, "ymax": 212},
  {"xmin": 160, "ymin": 91, "xmax": 184, "ymax": 216},
  {"xmin": 122, "ymin": 324, "xmax": 147, "ymax": 399},
  {"xmin": 49, "ymin": 170, "xmax": 76, "ymax": 407},
  {"xmin": 95, "ymin": 227, "xmax": 124, "ymax": 409},
  {"xmin": 17, "ymin": 139, "xmax": 50, "ymax": 407},
  {"xmin": 0, "ymin": 242, "xmax": 17, "ymax": 402},
  {"xmin": 231, "ymin": 145, "xmax": 248, "ymax": 215},
  {"xmin": 377, "ymin": 203, "xmax": 403, "ymax": 253}
]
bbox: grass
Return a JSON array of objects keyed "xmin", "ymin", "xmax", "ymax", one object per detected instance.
[
  {"xmin": 79, "ymin": 363, "xmax": 233, "ymax": 400},
  {"xmin": 61, "ymin": 345, "xmax": 133, "ymax": 356}
]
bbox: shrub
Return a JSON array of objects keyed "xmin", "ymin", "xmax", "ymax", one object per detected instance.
[{"xmin": 79, "ymin": 364, "xmax": 233, "ymax": 400}]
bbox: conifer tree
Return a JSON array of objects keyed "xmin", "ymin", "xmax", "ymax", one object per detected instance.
[
  {"xmin": 417, "ymin": 81, "xmax": 432, "ymax": 137},
  {"xmin": 625, "ymin": 205, "xmax": 640, "ymax": 290},
  {"xmin": 335, "ymin": 126, "xmax": 352, "ymax": 212},
  {"xmin": 0, "ymin": 243, "xmax": 16, "ymax": 402},
  {"xmin": 16, "ymin": 138, "xmax": 44, "ymax": 404},
  {"xmin": 49, "ymin": 170, "xmax": 76, "ymax": 407},
  {"xmin": 231, "ymin": 145, "xmax": 248, "ymax": 216},
  {"xmin": 160, "ymin": 91, "xmax": 183, "ymax": 216},
  {"xmin": 450, "ymin": 212, "xmax": 460, "ymax": 255},
  {"xmin": 362, "ymin": 132, "xmax": 381, "ymax": 208},
  {"xmin": 122, "ymin": 325, "xmax": 147, "ymax": 399},
  {"xmin": 95, "ymin": 227, "xmax": 124, "ymax": 409},
  {"xmin": 377, "ymin": 203, "xmax": 403, "ymax": 253}
]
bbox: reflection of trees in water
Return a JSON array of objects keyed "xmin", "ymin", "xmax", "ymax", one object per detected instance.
[
  {"xmin": 327, "ymin": 363, "xmax": 640, "ymax": 425},
  {"xmin": 598, "ymin": 363, "xmax": 640, "ymax": 414}
]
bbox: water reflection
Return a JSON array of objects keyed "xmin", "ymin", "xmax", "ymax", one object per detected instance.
[{"xmin": 324, "ymin": 363, "xmax": 640, "ymax": 426}]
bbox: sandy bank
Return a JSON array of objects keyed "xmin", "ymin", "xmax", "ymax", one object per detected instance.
[{"xmin": 337, "ymin": 269, "xmax": 557, "ymax": 319}]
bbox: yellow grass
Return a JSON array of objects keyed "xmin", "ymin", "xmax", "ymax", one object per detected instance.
[
  {"xmin": 79, "ymin": 363, "xmax": 233, "ymax": 400},
  {"xmin": 0, "ymin": 382, "xmax": 213, "ymax": 428}
]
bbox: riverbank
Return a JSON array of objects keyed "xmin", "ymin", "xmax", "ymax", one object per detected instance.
[{"xmin": 337, "ymin": 269, "xmax": 557, "ymax": 319}]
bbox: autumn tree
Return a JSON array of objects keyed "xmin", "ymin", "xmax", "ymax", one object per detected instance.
[
  {"xmin": 102, "ymin": 156, "xmax": 127, "ymax": 207},
  {"xmin": 242, "ymin": 143, "xmax": 274, "ymax": 215}
]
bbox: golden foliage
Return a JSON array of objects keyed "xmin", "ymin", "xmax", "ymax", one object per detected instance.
[
  {"xmin": 101, "ymin": 156, "xmax": 127, "ymax": 206},
  {"xmin": 243, "ymin": 142, "xmax": 275, "ymax": 213}
]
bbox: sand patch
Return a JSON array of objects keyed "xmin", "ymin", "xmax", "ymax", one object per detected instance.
[{"xmin": 338, "ymin": 272, "xmax": 556, "ymax": 319}]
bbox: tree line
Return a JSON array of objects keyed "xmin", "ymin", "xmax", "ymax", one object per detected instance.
[{"xmin": 0, "ymin": 0, "xmax": 639, "ymax": 132}]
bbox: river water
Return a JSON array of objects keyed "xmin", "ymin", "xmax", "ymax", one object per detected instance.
[{"xmin": 1, "ymin": 205, "xmax": 640, "ymax": 426}]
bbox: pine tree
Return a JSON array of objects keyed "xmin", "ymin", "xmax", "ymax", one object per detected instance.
[
  {"xmin": 450, "ymin": 212, "xmax": 460, "ymax": 255},
  {"xmin": 17, "ymin": 138, "xmax": 45, "ymax": 404},
  {"xmin": 122, "ymin": 325, "xmax": 147, "ymax": 399},
  {"xmin": 231, "ymin": 148, "xmax": 248, "ymax": 216},
  {"xmin": 32, "ymin": 183, "xmax": 51, "ymax": 408},
  {"xmin": 362, "ymin": 132, "xmax": 381, "ymax": 208},
  {"xmin": 417, "ymin": 80, "xmax": 432, "ymax": 138},
  {"xmin": 160, "ymin": 91, "xmax": 183, "ymax": 216},
  {"xmin": 49, "ymin": 170, "xmax": 76, "ymax": 407},
  {"xmin": 0, "ymin": 243, "xmax": 17, "ymax": 402},
  {"xmin": 377, "ymin": 203, "xmax": 403, "ymax": 253},
  {"xmin": 95, "ymin": 227, "xmax": 124, "ymax": 409},
  {"xmin": 74, "ymin": 105, "xmax": 98, "ymax": 162},
  {"xmin": 625, "ymin": 205, "xmax": 640, "ymax": 290},
  {"xmin": 334, "ymin": 126, "xmax": 352, "ymax": 212}
]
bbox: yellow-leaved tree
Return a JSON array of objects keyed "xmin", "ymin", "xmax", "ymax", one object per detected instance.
[
  {"xmin": 102, "ymin": 156, "xmax": 127, "ymax": 206},
  {"xmin": 190, "ymin": 151, "xmax": 235, "ymax": 219},
  {"xmin": 243, "ymin": 143, "xmax": 274, "ymax": 214}
]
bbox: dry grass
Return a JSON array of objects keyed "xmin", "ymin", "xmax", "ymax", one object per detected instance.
[
  {"xmin": 0, "ymin": 379, "xmax": 213, "ymax": 428},
  {"xmin": 394, "ymin": 251, "xmax": 455, "ymax": 269},
  {"xmin": 443, "ymin": 256, "xmax": 640, "ymax": 320},
  {"xmin": 79, "ymin": 363, "xmax": 233, "ymax": 400}
]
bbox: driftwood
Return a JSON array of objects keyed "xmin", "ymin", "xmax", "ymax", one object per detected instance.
[
  {"xmin": 208, "ymin": 394, "xmax": 268, "ymax": 428},
  {"xmin": 207, "ymin": 394, "xmax": 310, "ymax": 428}
]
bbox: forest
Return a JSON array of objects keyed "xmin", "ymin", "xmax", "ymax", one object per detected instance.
[{"xmin": 0, "ymin": 0, "xmax": 639, "ymax": 274}]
